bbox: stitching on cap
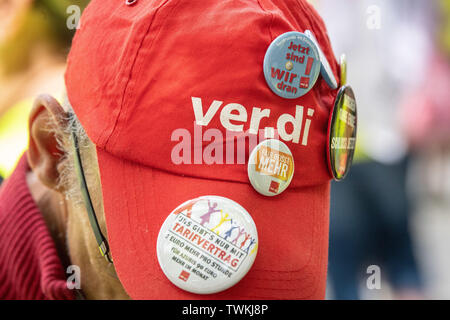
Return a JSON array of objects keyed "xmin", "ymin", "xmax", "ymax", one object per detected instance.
[
  {"xmin": 96, "ymin": 3, "xmax": 133, "ymax": 146},
  {"xmin": 104, "ymin": 0, "xmax": 176, "ymax": 148},
  {"xmin": 295, "ymin": 0, "xmax": 315, "ymax": 32},
  {"xmin": 256, "ymin": 0, "xmax": 275, "ymax": 42},
  {"xmin": 118, "ymin": 0, "xmax": 183, "ymax": 147}
]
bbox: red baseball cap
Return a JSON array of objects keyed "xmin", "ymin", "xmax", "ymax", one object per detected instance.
[{"xmin": 65, "ymin": 0, "xmax": 340, "ymax": 299}]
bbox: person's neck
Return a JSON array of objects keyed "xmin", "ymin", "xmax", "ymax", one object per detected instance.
[
  {"xmin": 26, "ymin": 171, "xmax": 130, "ymax": 299},
  {"xmin": 26, "ymin": 171, "xmax": 71, "ymax": 269}
]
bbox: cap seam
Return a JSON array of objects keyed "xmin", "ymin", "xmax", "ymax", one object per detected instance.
[
  {"xmin": 256, "ymin": 0, "xmax": 275, "ymax": 42},
  {"xmin": 295, "ymin": 0, "xmax": 317, "ymax": 33},
  {"xmin": 70, "ymin": 2, "xmax": 127, "ymax": 147},
  {"xmin": 104, "ymin": 0, "xmax": 177, "ymax": 149}
]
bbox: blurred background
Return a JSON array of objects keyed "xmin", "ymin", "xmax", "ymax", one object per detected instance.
[
  {"xmin": 0, "ymin": 0, "xmax": 449, "ymax": 299},
  {"xmin": 313, "ymin": 0, "xmax": 450, "ymax": 299},
  {"xmin": 0, "ymin": 0, "xmax": 89, "ymax": 178}
]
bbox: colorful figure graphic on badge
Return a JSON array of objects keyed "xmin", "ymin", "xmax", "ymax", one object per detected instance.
[
  {"xmin": 232, "ymin": 226, "xmax": 246, "ymax": 245},
  {"xmin": 240, "ymin": 232, "xmax": 251, "ymax": 249},
  {"xmin": 224, "ymin": 220, "xmax": 239, "ymax": 241},
  {"xmin": 245, "ymin": 238, "xmax": 257, "ymax": 254},
  {"xmin": 211, "ymin": 211, "xmax": 231, "ymax": 234},
  {"xmin": 199, "ymin": 200, "xmax": 221, "ymax": 226},
  {"xmin": 250, "ymin": 243, "xmax": 258, "ymax": 255},
  {"xmin": 173, "ymin": 199, "xmax": 198, "ymax": 218}
]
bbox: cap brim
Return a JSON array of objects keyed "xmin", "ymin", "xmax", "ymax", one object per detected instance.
[{"xmin": 97, "ymin": 148, "xmax": 330, "ymax": 300}]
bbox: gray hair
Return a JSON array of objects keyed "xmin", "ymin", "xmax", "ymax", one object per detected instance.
[{"xmin": 50, "ymin": 95, "xmax": 91, "ymax": 206}]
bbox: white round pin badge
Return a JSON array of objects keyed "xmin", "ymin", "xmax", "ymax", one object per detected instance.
[
  {"xmin": 263, "ymin": 31, "xmax": 321, "ymax": 99},
  {"xmin": 248, "ymin": 139, "xmax": 294, "ymax": 196},
  {"xmin": 157, "ymin": 196, "xmax": 258, "ymax": 294}
]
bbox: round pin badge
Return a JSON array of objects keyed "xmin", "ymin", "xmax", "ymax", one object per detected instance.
[
  {"xmin": 327, "ymin": 85, "xmax": 357, "ymax": 180},
  {"xmin": 263, "ymin": 31, "xmax": 321, "ymax": 99},
  {"xmin": 304, "ymin": 30, "xmax": 338, "ymax": 90},
  {"xmin": 157, "ymin": 196, "xmax": 258, "ymax": 294},
  {"xmin": 248, "ymin": 139, "xmax": 294, "ymax": 196}
]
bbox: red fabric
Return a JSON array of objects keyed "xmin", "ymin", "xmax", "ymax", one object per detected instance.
[
  {"xmin": 98, "ymin": 150, "xmax": 330, "ymax": 299},
  {"xmin": 65, "ymin": 0, "xmax": 338, "ymax": 299},
  {"xmin": 0, "ymin": 155, "xmax": 74, "ymax": 300},
  {"xmin": 65, "ymin": 0, "xmax": 339, "ymax": 187}
]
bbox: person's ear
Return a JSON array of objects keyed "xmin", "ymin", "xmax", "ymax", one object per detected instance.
[{"xmin": 27, "ymin": 94, "xmax": 68, "ymax": 191}]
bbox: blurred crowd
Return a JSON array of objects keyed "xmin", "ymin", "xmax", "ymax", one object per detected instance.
[
  {"xmin": 314, "ymin": 0, "xmax": 450, "ymax": 299},
  {"xmin": 0, "ymin": 0, "xmax": 449, "ymax": 299}
]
